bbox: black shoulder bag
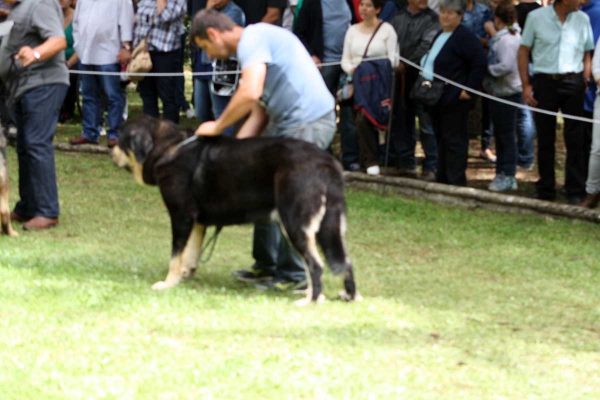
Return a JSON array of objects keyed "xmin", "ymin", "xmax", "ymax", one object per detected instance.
[{"xmin": 409, "ymin": 50, "xmax": 445, "ymax": 107}]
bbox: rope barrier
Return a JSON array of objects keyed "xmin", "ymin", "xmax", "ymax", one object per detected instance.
[{"xmin": 67, "ymin": 54, "xmax": 600, "ymax": 124}]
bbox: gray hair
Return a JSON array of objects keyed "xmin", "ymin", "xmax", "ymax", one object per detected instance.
[{"xmin": 439, "ymin": 0, "xmax": 467, "ymax": 15}]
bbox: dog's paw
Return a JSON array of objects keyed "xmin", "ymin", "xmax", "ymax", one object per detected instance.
[
  {"xmin": 339, "ymin": 290, "xmax": 363, "ymax": 302},
  {"xmin": 151, "ymin": 281, "xmax": 173, "ymax": 291},
  {"xmin": 294, "ymin": 294, "xmax": 326, "ymax": 307}
]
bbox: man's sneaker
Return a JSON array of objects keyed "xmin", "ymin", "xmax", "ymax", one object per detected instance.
[
  {"xmin": 254, "ymin": 277, "xmax": 308, "ymax": 294},
  {"xmin": 231, "ymin": 268, "xmax": 274, "ymax": 283},
  {"xmin": 488, "ymin": 173, "xmax": 518, "ymax": 192},
  {"xmin": 185, "ymin": 108, "xmax": 195, "ymax": 119},
  {"xmin": 366, "ymin": 165, "xmax": 380, "ymax": 176}
]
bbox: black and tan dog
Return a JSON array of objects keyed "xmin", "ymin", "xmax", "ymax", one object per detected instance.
[
  {"xmin": 111, "ymin": 115, "xmax": 361, "ymax": 305},
  {"xmin": 0, "ymin": 123, "xmax": 17, "ymax": 237}
]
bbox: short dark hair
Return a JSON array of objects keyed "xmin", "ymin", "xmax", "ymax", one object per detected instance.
[
  {"xmin": 191, "ymin": 9, "xmax": 238, "ymax": 40},
  {"xmin": 494, "ymin": 2, "xmax": 516, "ymax": 27},
  {"xmin": 372, "ymin": 0, "xmax": 385, "ymax": 9}
]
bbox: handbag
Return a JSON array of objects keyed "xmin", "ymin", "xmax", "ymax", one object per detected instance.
[
  {"xmin": 409, "ymin": 51, "xmax": 445, "ymax": 106},
  {"xmin": 336, "ymin": 22, "xmax": 385, "ymax": 104},
  {"xmin": 126, "ymin": 18, "xmax": 155, "ymax": 82}
]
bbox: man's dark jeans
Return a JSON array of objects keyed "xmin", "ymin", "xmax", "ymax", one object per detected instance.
[
  {"xmin": 138, "ymin": 50, "xmax": 181, "ymax": 124},
  {"xmin": 490, "ymin": 93, "xmax": 520, "ymax": 177},
  {"xmin": 532, "ymin": 74, "xmax": 589, "ymax": 198},
  {"xmin": 14, "ymin": 84, "xmax": 67, "ymax": 219},
  {"xmin": 320, "ymin": 64, "xmax": 359, "ymax": 168}
]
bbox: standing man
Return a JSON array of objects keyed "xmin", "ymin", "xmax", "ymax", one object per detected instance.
[
  {"xmin": 294, "ymin": 0, "xmax": 360, "ymax": 172},
  {"xmin": 0, "ymin": 0, "xmax": 69, "ymax": 230},
  {"xmin": 518, "ymin": 0, "xmax": 594, "ymax": 204},
  {"xmin": 234, "ymin": 0, "xmax": 287, "ymax": 25},
  {"xmin": 69, "ymin": 0, "xmax": 134, "ymax": 148},
  {"xmin": 391, "ymin": 0, "xmax": 440, "ymax": 181},
  {"xmin": 192, "ymin": 9, "xmax": 336, "ymax": 291}
]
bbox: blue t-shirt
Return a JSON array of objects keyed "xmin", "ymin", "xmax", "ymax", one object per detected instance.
[
  {"xmin": 462, "ymin": 2, "xmax": 493, "ymax": 39},
  {"xmin": 582, "ymin": 0, "xmax": 600, "ymax": 112},
  {"xmin": 420, "ymin": 32, "xmax": 452, "ymax": 80},
  {"xmin": 237, "ymin": 23, "xmax": 335, "ymax": 127},
  {"xmin": 322, "ymin": 0, "xmax": 351, "ymax": 62}
]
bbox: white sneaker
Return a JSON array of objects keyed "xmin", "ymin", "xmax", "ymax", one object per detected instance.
[
  {"xmin": 185, "ymin": 109, "xmax": 195, "ymax": 119},
  {"xmin": 99, "ymin": 127, "xmax": 107, "ymax": 137},
  {"xmin": 366, "ymin": 165, "xmax": 380, "ymax": 176}
]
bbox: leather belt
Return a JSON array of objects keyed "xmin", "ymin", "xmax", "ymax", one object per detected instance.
[{"xmin": 535, "ymin": 72, "xmax": 580, "ymax": 80}]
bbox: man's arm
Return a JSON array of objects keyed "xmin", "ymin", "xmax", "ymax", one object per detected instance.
[
  {"xmin": 236, "ymin": 103, "xmax": 269, "ymax": 139},
  {"xmin": 262, "ymin": 7, "xmax": 282, "ymax": 24},
  {"xmin": 16, "ymin": 37, "xmax": 67, "ymax": 67},
  {"xmin": 518, "ymin": 45, "xmax": 537, "ymax": 106},
  {"xmin": 583, "ymin": 51, "xmax": 592, "ymax": 81},
  {"xmin": 195, "ymin": 63, "xmax": 267, "ymax": 136}
]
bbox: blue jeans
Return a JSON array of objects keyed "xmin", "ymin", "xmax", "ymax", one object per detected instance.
[
  {"xmin": 14, "ymin": 84, "xmax": 68, "ymax": 219},
  {"xmin": 253, "ymin": 111, "xmax": 336, "ymax": 282},
  {"xmin": 490, "ymin": 94, "xmax": 519, "ymax": 177},
  {"xmin": 193, "ymin": 78, "xmax": 234, "ymax": 136},
  {"xmin": 80, "ymin": 63, "xmax": 124, "ymax": 141},
  {"xmin": 320, "ymin": 64, "xmax": 359, "ymax": 168},
  {"xmin": 516, "ymin": 104, "xmax": 535, "ymax": 168},
  {"xmin": 397, "ymin": 98, "xmax": 437, "ymax": 172}
]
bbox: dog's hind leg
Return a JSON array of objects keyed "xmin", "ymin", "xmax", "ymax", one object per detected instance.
[
  {"xmin": 0, "ymin": 149, "xmax": 17, "ymax": 237},
  {"xmin": 152, "ymin": 219, "xmax": 206, "ymax": 291}
]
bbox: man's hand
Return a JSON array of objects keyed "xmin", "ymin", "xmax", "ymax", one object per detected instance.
[
  {"xmin": 459, "ymin": 90, "xmax": 471, "ymax": 100},
  {"xmin": 157, "ymin": 0, "xmax": 167, "ymax": 14},
  {"xmin": 484, "ymin": 21, "xmax": 496, "ymax": 37},
  {"xmin": 522, "ymin": 83, "xmax": 538, "ymax": 107},
  {"xmin": 195, "ymin": 121, "xmax": 222, "ymax": 137},
  {"xmin": 15, "ymin": 46, "xmax": 38, "ymax": 67},
  {"xmin": 311, "ymin": 55, "xmax": 322, "ymax": 69},
  {"xmin": 0, "ymin": 9, "xmax": 10, "ymax": 18},
  {"xmin": 117, "ymin": 48, "xmax": 131, "ymax": 65}
]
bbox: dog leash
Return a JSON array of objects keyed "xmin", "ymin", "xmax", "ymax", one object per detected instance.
[
  {"xmin": 174, "ymin": 135, "xmax": 199, "ymax": 150},
  {"xmin": 198, "ymin": 225, "xmax": 223, "ymax": 264}
]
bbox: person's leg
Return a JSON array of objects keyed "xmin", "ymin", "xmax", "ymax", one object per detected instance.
[
  {"xmin": 97, "ymin": 63, "xmax": 124, "ymax": 142},
  {"xmin": 136, "ymin": 72, "xmax": 160, "ymax": 119},
  {"xmin": 397, "ymin": 95, "xmax": 418, "ymax": 173},
  {"xmin": 431, "ymin": 107, "xmax": 449, "ymax": 184},
  {"xmin": 356, "ymin": 112, "xmax": 379, "ymax": 170},
  {"xmin": 60, "ymin": 67, "xmax": 78, "ymax": 121},
  {"xmin": 14, "ymin": 85, "xmax": 67, "ymax": 219},
  {"xmin": 584, "ymin": 96, "xmax": 600, "ymax": 196},
  {"xmin": 440, "ymin": 103, "xmax": 470, "ymax": 186},
  {"xmin": 209, "ymin": 91, "xmax": 234, "ymax": 136},
  {"xmin": 516, "ymin": 103, "xmax": 535, "ymax": 168},
  {"xmin": 532, "ymin": 76, "xmax": 560, "ymax": 199},
  {"xmin": 194, "ymin": 78, "xmax": 213, "ymax": 122},
  {"xmin": 152, "ymin": 50, "xmax": 180, "ymax": 124},
  {"xmin": 489, "ymin": 94, "xmax": 519, "ymax": 191},
  {"xmin": 79, "ymin": 64, "xmax": 102, "ymax": 142},
  {"xmin": 558, "ymin": 75, "xmax": 588, "ymax": 200},
  {"xmin": 416, "ymin": 102, "xmax": 437, "ymax": 174}
]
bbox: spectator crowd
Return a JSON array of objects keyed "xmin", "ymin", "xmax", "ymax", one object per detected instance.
[{"xmin": 2, "ymin": 0, "xmax": 600, "ymax": 234}]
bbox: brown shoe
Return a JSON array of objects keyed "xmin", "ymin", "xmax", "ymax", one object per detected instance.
[
  {"xmin": 578, "ymin": 193, "xmax": 600, "ymax": 209},
  {"xmin": 70, "ymin": 136, "xmax": 97, "ymax": 145},
  {"xmin": 10, "ymin": 211, "xmax": 31, "ymax": 223},
  {"xmin": 22, "ymin": 216, "xmax": 59, "ymax": 231},
  {"xmin": 107, "ymin": 138, "xmax": 118, "ymax": 148}
]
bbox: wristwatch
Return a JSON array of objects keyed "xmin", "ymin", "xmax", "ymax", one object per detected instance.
[
  {"xmin": 33, "ymin": 51, "xmax": 41, "ymax": 62},
  {"xmin": 122, "ymin": 43, "xmax": 132, "ymax": 51},
  {"xmin": 584, "ymin": 76, "xmax": 593, "ymax": 85}
]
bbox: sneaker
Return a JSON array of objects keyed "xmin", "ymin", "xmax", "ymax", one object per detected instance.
[
  {"xmin": 231, "ymin": 268, "xmax": 274, "ymax": 283},
  {"xmin": 488, "ymin": 173, "xmax": 518, "ymax": 192},
  {"xmin": 479, "ymin": 149, "xmax": 497, "ymax": 163},
  {"xmin": 185, "ymin": 108, "xmax": 195, "ymax": 119},
  {"xmin": 398, "ymin": 168, "xmax": 418, "ymax": 178},
  {"xmin": 366, "ymin": 165, "xmax": 380, "ymax": 176},
  {"xmin": 254, "ymin": 277, "xmax": 308, "ymax": 293}
]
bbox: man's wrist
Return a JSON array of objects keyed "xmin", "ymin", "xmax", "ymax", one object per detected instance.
[
  {"xmin": 121, "ymin": 43, "xmax": 132, "ymax": 51},
  {"xmin": 33, "ymin": 50, "xmax": 41, "ymax": 62}
]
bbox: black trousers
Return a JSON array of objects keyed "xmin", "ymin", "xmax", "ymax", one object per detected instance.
[
  {"xmin": 431, "ymin": 100, "xmax": 471, "ymax": 186},
  {"xmin": 138, "ymin": 50, "xmax": 181, "ymax": 124},
  {"xmin": 532, "ymin": 74, "xmax": 588, "ymax": 198}
]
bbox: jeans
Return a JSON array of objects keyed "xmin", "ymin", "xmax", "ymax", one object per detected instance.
[
  {"xmin": 532, "ymin": 74, "xmax": 589, "ymax": 198},
  {"xmin": 395, "ymin": 75, "xmax": 437, "ymax": 172},
  {"xmin": 253, "ymin": 111, "xmax": 336, "ymax": 282},
  {"xmin": 138, "ymin": 50, "xmax": 181, "ymax": 124},
  {"xmin": 490, "ymin": 94, "xmax": 520, "ymax": 177},
  {"xmin": 193, "ymin": 78, "xmax": 234, "ymax": 136},
  {"xmin": 80, "ymin": 63, "xmax": 123, "ymax": 141},
  {"xmin": 586, "ymin": 104, "xmax": 600, "ymax": 194},
  {"xmin": 14, "ymin": 84, "xmax": 67, "ymax": 219},
  {"xmin": 480, "ymin": 97, "xmax": 493, "ymax": 151},
  {"xmin": 516, "ymin": 105, "xmax": 535, "ymax": 168},
  {"xmin": 320, "ymin": 64, "xmax": 359, "ymax": 167}
]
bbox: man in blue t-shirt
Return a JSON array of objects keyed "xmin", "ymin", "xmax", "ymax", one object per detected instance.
[{"xmin": 192, "ymin": 8, "xmax": 336, "ymax": 292}]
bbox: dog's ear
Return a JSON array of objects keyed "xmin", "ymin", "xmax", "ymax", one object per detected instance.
[{"xmin": 130, "ymin": 132, "xmax": 154, "ymax": 164}]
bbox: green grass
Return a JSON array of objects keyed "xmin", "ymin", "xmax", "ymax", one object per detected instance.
[{"xmin": 1, "ymin": 143, "xmax": 600, "ymax": 399}]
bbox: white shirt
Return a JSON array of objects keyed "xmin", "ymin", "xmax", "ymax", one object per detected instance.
[
  {"xmin": 73, "ymin": 0, "xmax": 135, "ymax": 65},
  {"xmin": 341, "ymin": 22, "xmax": 399, "ymax": 74}
]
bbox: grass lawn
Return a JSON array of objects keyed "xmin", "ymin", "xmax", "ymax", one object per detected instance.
[{"xmin": 1, "ymin": 143, "xmax": 599, "ymax": 399}]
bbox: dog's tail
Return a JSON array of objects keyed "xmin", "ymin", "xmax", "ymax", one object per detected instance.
[{"xmin": 317, "ymin": 188, "xmax": 352, "ymax": 276}]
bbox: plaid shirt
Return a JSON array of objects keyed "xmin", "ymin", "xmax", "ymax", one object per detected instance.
[{"xmin": 134, "ymin": 0, "xmax": 186, "ymax": 52}]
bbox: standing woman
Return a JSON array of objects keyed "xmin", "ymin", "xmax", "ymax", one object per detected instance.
[
  {"xmin": 59, "ymin": 0, "xmax": 79, "ymax": 123},
  {"xmin": 484, "ymin": 3, "xmax": 521, "ymax": 192},
  {"xmin": 424, "ymin": 0, "xmax": 486, "ymax": 186},
  {"xmin": 134, "ymin": 0, "xmax": 187, "ymax": 124},
  {"xmin": 341, "ymin": 0, "xmax": 398, "ymax": 175}
]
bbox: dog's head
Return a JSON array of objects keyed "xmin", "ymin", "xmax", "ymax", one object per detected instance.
[{"xmin": 111, "ymin": 115, "xmax": 188, "ymax": 185}]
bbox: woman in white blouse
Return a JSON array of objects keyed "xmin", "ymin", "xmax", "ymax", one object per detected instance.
[{"xmin": 341, "ymin": 0, "xmax": 398, "ymax": 176}]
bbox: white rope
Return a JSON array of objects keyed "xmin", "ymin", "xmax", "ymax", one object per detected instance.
[{"xmin": 68, "ymin": 54, "xmax": 600, "ymax": 124}]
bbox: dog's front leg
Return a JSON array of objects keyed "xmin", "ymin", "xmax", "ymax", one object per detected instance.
[
  {"xmin": 0, "ymin": 155, "xmax": 17, "ymax": 237},
  {"xmin": 152, "ymin": 217, "xmax": 206, "ymax": 291}
]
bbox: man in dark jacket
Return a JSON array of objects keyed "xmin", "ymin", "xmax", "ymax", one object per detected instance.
[
  {"xmin": 391, "ymin": 0, "xmax": 440, "ymax": 180},
  {"xmin": 294, "ymin": 0, "xmax": 361, "ymax": 171}
]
